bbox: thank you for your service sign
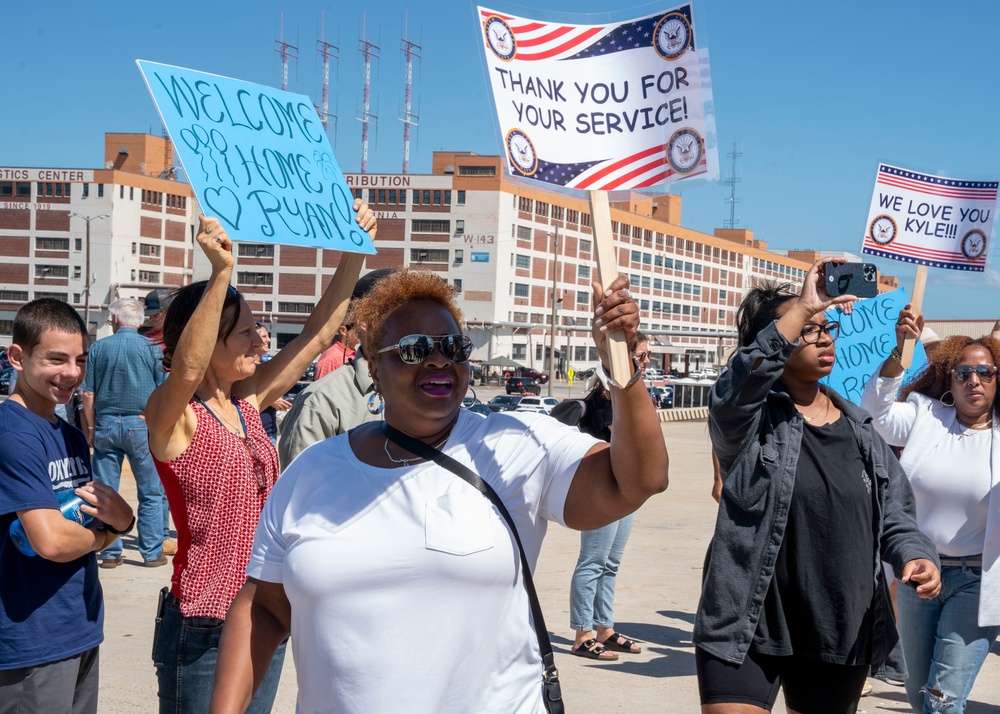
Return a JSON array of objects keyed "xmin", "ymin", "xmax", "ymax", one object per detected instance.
[
  {"xmin": 137, "ymin": 60, "xmax": 376, "ymax": 254},
  {"xmin": 477, "ymin": 3, "xmax": 717, "ymax": 191}
]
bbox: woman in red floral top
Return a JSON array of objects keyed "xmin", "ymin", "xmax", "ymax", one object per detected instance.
[{"xmin": 146, "ymin": 206, "xmax": 375, "ymax": 713}]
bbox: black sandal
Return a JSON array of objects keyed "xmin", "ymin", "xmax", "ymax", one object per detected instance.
[
  {"xmin": 600, "ymin": 632, "xmax": 642, "ymax": 653},
  {"xmin": 571, "ymin": 638, "xmax": 619, "ymax": 660}
]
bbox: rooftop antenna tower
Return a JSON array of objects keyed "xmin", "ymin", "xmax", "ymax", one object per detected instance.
[
  {"xmin": 275, "ymin": 12, "xmax": 298, "ymax": 91},
  {"xmin": 399, "ymin": 11, "xmax": 421, "ymax": 174},
  {"xmin": 358, "ymin": 11, "xmax": 380, "ymax": 174},
  {"xmin": 316, "ymin": 10, "xmax": 339, "ymax": 138},
  {"xmin": 723, "ymin": 142, "xmax": 743, "ymax": 229}
]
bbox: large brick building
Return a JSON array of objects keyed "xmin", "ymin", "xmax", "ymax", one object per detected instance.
[{"xmin": 1, "ymin": 134, "xmax": 896, "ymax": 375}]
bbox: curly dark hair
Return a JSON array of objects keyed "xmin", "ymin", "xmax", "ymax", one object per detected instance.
[
  {"xmin": 160, "ymin": 282, "xmax": 243, "ymax": 370},
  {"xmin": 901, "ymin": 335, "xmax": 1000, "ymax": 415},
  {"xmin": 350, "ymin": 270, "xmax": 464, "ymax": 354},
  {"xmin": 735, "ymin": 280, "xmax": 797, "ymax": 348}
]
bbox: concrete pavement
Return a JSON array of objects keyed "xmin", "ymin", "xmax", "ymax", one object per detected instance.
[{"xmin": 94, "ymin": 419, "xmax": 999, "ymax": 712}]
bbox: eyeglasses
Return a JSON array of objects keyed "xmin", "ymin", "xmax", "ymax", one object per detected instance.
[
  {"xmin": 242, "ymin": 435, "xmax": 268, "ymax": 490},
  {"xmin": 254, "ymin": 321, "xmax": 263, "ymax": 329},
  {"xmin": 951, "ymin": 365, "xmax": 998, "ymax": 384},
  {"xmin": 634, "ymin": 351, "xmax": 650, "ymax": 362},
  {"xmin": 378, "ymin": 334, "xmax": 474, "ymax": 364},
  {"xmin": 799, "ymin": 321, "xmax": 840, "ymax": 344}
]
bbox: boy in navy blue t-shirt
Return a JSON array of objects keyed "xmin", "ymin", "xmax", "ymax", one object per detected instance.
[{"xmin": 0, "ymin": 299, "xmax": 134, "ymax": 713}]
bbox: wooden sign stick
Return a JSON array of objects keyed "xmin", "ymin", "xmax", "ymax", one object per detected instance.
[
  {"xmin": 589, "ymin": 190, "xmax": 633, "ymax": 386},
  {"xmin": 900, "ymin": 264, "xmax": 928, "ymax": 369}
]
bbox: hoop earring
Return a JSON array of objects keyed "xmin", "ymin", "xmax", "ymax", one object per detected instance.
[
  {"xmin": 466, "ymin": 385, "xmax": 477, "ymax": 405},
  {"xmin": 367, "ymin": 390, "xmax": 385, "ymax": 415},
  {"xmin": 939, "ymin": 391, "xmax": 955, "ymax": 407}
]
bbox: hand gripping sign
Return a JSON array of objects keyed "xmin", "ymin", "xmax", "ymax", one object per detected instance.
[{"xmin": 137, "ymin": 60, "xmax": 376, "ymax": 254}]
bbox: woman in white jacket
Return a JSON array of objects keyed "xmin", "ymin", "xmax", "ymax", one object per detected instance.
[{"xmin": 861, "ymin": 305, "xmax": 1000, "ymax": 714}]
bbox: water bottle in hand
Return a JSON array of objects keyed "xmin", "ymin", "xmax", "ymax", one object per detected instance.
[{"xmin": 9, "ymin": 488, "xmax": 94, "ymax": 557}]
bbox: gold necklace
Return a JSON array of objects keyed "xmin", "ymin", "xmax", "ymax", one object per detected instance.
[
  {"xmin": 800, "ymin": 396, "xmax": 830, "ymax": 424},
  {"xmin": 956, "ymin": 416, "xmax": 992, "ymax": 431}
]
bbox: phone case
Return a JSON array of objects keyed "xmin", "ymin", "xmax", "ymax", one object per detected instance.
[{"xmin": 824, "ymin": 263, "xmax": 878, "ymax": 298}]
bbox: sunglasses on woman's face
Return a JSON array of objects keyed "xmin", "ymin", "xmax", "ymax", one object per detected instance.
[
  {"xmin": 951, "ymin": 365, "xmax": 998, "ymax": 384},
  {"xmin": 378, "ymin": 334, "xmax": 474, "ymax": 364}
]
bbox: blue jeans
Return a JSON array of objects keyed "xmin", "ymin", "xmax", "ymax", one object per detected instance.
[
  {"xmin": 152, "ymin": 590, "xmax": 286, "ymax": 714},
  {"xmin": 569, "ymin": 514, "xmax": 634, "ymax": 631},
  {"xmin": 897, "ymin": 562, "xmax": 1000, "ymax": 714},
  {"xmin": 92, "ymin": 415, "xmax": 169, "ymax": 561}
]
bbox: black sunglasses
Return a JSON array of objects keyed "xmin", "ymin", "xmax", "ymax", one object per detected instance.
[
  {"xmin": 951, "ymin": 365, "xmax": 998, "ymax": 383},
  {"xmin": 378, "ymin": 334, "xmax": 473, "ymax": 364},
  {"xmin": 800, "ymin": 321, "xmax": 840, "ymax": 344}
]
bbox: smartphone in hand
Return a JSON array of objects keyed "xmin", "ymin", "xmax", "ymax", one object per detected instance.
[{"xmin": 823, "ymin": 262, "xmax": 878, "ymax": 298}]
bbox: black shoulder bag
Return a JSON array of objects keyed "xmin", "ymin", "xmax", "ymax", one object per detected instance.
[{"xmin": 381, "ymin": 423, "xmax": 565, "ymax": 714}]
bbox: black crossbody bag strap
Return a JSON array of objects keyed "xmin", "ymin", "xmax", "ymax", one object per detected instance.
[{"xmin": 381, "ymin": 422, "xmax": 565, "ymax": 714}]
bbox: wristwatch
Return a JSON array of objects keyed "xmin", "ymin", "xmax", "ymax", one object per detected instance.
[
  {"xmin": 598, "ymin": 354, "xmax": 644, "ymax": 390},
  {"xmin": 104, "ymin": 514, "xmax": 136, "ymax": 536},
  {"xmin": 889, "ymin": 347, "xmax": 903, "ymax": 362}
]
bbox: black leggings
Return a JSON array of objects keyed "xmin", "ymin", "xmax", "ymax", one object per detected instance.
[{"xmin": 696, "ymin": 647, "xmax": 869, "ymax": 713}]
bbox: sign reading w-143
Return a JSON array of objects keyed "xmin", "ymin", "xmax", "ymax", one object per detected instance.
[
  {"xmin": 477, "ymin": 3, "xmax": 717, "ymax": 191},
  {"xmin": 136, "ymin": 60, "xmax": 375, "ymax": 254}
]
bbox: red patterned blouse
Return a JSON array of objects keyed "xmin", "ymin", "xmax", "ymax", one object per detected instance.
[{"xmin": 153, "ymin": 397, "xmax": 279, "ymax": 619}]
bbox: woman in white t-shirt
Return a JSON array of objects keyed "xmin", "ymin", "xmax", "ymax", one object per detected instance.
[
  {"xmin": 861, "ymin": 305, "xmax": 1000, "ymax": 714},
  {"xmin": 209, "ymin": 269, "xmax": 668, "ymax": 714}
]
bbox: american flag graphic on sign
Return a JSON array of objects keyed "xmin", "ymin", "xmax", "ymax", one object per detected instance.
[
  {"xmin": 478, "ymin": 4, "xmax": 717, "ymax": 191},
  {"xmin": 862, "ymin": 164, "xmax": 998, "ymax": 272}
]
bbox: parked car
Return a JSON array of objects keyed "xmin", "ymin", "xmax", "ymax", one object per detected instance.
[
  {"xmin": 688, "ymin": 370, "xmax": 705, "ymax": 380},
  {"xmin": 0, "ymin": 349, "xmax": 9, "ymax": 370},
  {"xmin": 515, "ymin": 396, "xmax": 561, "ymax": 414},
  {"xmin": 702, "ymin": 367, "xmax": 719, "ymax": 379},
  {"xmin": 518, "ymin": 368, "xmax": 549, "ymax": 385},
  {"xmin": 281, "ymin": 381, "xmax": 310, "ymax": 405},
  {"xmin": 487, "ymin": 395, "xmax": 522, "ymax": 412},
  {"xmin": 0, "ymin": 367, "xmax": 14, "ymax": 396},
  {"xmin": 646, "ymin": 386, "xmax": 674, "ymax": 409},
  {"xmin": 461, "ymin": 396, "xmax": 479, "ymax": 409},
  {"xmin": 644, "ymin": 367, "xmax": 664, "ymax": 380},
  {"xmin": 505, "ymin": 376, "xmax": 541, "ymax": 395},
  {"xmin": 302, "ymin": 363, "xmax": 316, "ymax": 381},
  {"xmin": 574, "ymin": 367, "xmax": 596, "ymax": 382},
  {"xmin": 468, "ymin": 403, "xmax": 493, "ymax": 416}
]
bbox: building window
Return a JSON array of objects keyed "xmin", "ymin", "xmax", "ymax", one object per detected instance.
[
  {"xmin": 453, "ymin": 278, "xmax": 463, "ymax": 293},
  {"xmin": 654, "ymin": 278, "xmax": 662, "ymax": 290},
  {"xmin": 455, "ymin": 220, "xmax": 465, "ymax": 235},
  {"xmin": 35, "ymin": 291, "xmax": 68, "ymax": 300},
  {"xmin": 567, "ymin": 209, "xmax": 579, "ymax": 224},
  {"xmin": 578, "ymin": 265, "xmax": 591, "ymax": 279},
  {"xmin": 513, "ymin": 283, "xmax": 529, "ymax": 298},
  {"xmin": 75, "ymin": 238, "xmax": 82, "ymax": 251},
  {"xmin": 457, "ymin": 190, "xmax": 466, "ymax": 205},
  {"xmin": 410, "ymin": 248, "xmax": 449, "ymax": 263},
  {"xmin": 512, "ymin": 344, "xmax": 527, "ymax": 360},
  {"xmin": 139, "ymin": 243, "xmax": 161, "ymax": 257},
  {"xmin": 35, "ymin": 265, "xmax": 69, "ymax": 278},
  {"xmin": 720, "ymin": 290, "xmax": 728, "ymax": 301},
  {"xmin": 278, "ymin": 302, "xmax": 315, "ymax": 313},
  {"xmin": 276, "ymin": 333, "xmax": 297, "ymax": 349},
  {"xmin": 454, "ymin": 249, "xmax": 464, "ymax": 265},
  {"xmin": 518, "ymin": 196, "xmax": 532, "ymax": 213},
  {"xmin": 399, "ymin": 190, "xmax": 407, "ymax": 204},
  {"xmin": 579, "ymin": 238, "xmax": 591, "ymax": 253},
  {"xmin": 551, "ymin": 206, "xmax": 564, "ymax": 221},
  {"xmin": 535, "ymin": 201, "xmax": 549, "ymax": 218},
  {"xmin": 82, "ymin": 184, "xmax": 89, "ymax": 198},
  {"xmin": 36, "ymin": 237, "xmax": 70, "ymax": 251},
  {"xmin": 515, "ymin": 254, "xmax": 531, "ymax": 270},
  {"xmin": 73, "ymin": 266, "xmax": 82, "ymax": 279},
  {"xmin": 138, "ymin": 270, "xmax": 161, "ymax": 283},
  {"xmin": 629, "ymin": 275, "xmax": 640, "ymax": 287},
  {"xmin": 641, "ymin": 276, "xmax": 651, "ymax": 288},
  {"xmin": 237, "ymin": 272, "xmax": 274, "ymax": 287},
  {"xmin": 631, "ymin": 250, "xmax": 641, "ymax": 263},
  {"xmin": 640, "ymin": 299, "xmax": 650, "ymax": 311},
  {"xmin": 516, "ymin": 225, "xmax": 531, "ymax": 240},
  {"xmin": 444, "ymin": 190, "xmax": 452, "ymax": 205},
  {"xmin": 643, "ymin": 253, "xmax": 652, "ymax": 265},
  {"xmin": 458, "ymin": 165, "xmax": 496, "ymax": 176},
  {"xmin": 237, "ymin": 244, "xmax": 275, "ymax": 258},
  {"xmin": 433, "ymin": 190, "xmax": 442, "ymax": 205},
  {"xmin": 0, "ymin": 291, "xmax": 28, "ymax": 301},
  {"xmin": 411, "ymin": 219, "xmax": 451, "ymax": 233},
  {"xmin": 97, "ymin": 184, "xmax": 105, "ymax": 198},
  {"xmin": 577, "ymin": 290, "xmax": 589, "ymax": 306}
]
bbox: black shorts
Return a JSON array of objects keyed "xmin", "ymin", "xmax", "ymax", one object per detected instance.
[{"xmin": 696, "ymin": 647, "xmax": 869, "ymax": 714}]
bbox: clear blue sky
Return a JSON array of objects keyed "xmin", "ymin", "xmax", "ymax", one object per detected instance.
[{"xmin": 3, "ymin": 0, "xmax": 998, "ymax": 318}]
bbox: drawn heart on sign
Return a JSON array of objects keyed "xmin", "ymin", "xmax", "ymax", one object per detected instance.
[{"xmin": 202, "ymin": 187, "xmax": 242, "ymax": 231}]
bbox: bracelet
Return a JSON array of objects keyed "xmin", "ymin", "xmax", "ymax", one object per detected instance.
[
  {"xmin": 889, "ymin": 347, "xmax": 903, "ymax": 362},
  {"xmin": 104, "ymin": 514, "xmax": 136, "ymax": 536},
  {"xmin": 598, "ymin": 354, "xmax": 644, "ymax": 390}
]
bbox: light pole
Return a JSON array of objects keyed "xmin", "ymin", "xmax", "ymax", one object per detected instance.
[
  {"xmin": 564, "ymin": 316, "xmax": 574, "ymax": 398},
  {"xmin": 69, "ymin": 212, "xmax": 109, "ymax": 335},
  {"xmin": 547, "ymin": 225, "xmax": 560, "ymax": 398}
]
